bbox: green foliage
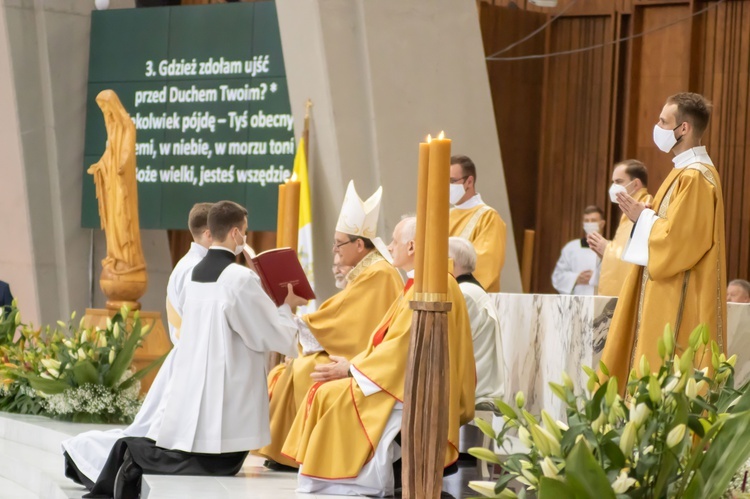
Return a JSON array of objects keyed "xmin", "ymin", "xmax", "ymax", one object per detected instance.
[
  {"xmin": 469, "ymin": 324, "xmax": 750, "ymax": 499},
  {"xmin": 0, "ymin": 303, "xmax": 164, "ymax": 424}
]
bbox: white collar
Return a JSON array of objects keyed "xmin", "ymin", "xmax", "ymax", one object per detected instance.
[
  {"xmin": 406, "ymin": 269, "xmax": 415, "ymax": 278},
  {"xmin": 190, "ymin": 242, "xmax": 209, "ymax": 258},
  {"xmin": 209, "ymin": 245, "xmax": 236, "ymax": 255},
  {"xmin": 453, "ymin": 193, "xmax": 485, "ymax": 210},
  {"xmin": 673, "ymin": 146, "xmax": 714, "ymax": 169}
]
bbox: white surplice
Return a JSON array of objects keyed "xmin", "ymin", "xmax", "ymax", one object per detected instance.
[
  {"xmin": 552, "ymin": 239, "xmax": 598, "ymax": 295},
  {"xmin": 147, "ymin": 255, "xmax": 298, "ymax": 453},
  {"xmin": 61, "ymin": 242, "xmax": 208, "ymax": 483},
  {"xmin": 459, "ymin": 280, "xmax": 504, "ymax": 403}
]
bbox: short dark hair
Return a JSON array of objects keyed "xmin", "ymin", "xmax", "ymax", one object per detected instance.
[
  {"xmin": 208, "ymin": 201, "xmax": 247, "ymax": 241},
  {"xmin": 347, "ymin": 234, "xmax": 375, "ymax": 250},
  {"xmin": 188, "ymin": 202, "xmax": 213, "ymax": 238},
  {"xmin": 450, "ymin": 155, "xmax": 477, "ymax": 183},
  {"xmin": 667, "ymin": 92, "xmax": 712, "ymax": 137},
  {"xmin": 617, "ymin": 159, "xmax": 648, "ymax": 188},
  {"xmin": 583, "ymin": 205, "xmax": 604, "ymax": 219}
]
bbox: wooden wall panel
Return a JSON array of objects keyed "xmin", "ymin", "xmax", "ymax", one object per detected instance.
[
  {"xmin": 532, "ymin": 15, "xmax": 616, "ymax": 293},
  {"xmin": 479, "ymin": 4, "xmax": 547, "ymax": 264},
  {"xmin": 624, "ymin": 4, "xmax": 692, "ymax": 195},
  {"xmin": 692, "ymin": 0, "xmax": 750, "ymax": 281}
]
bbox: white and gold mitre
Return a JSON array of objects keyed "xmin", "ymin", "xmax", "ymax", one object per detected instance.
[{"xmin": 336, "ymin": 180, "xmax": 392, "ymax": 262}]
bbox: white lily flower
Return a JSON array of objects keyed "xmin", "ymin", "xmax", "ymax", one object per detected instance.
[
  {"xmin": 667, "ymin": 424, "xmax": 686, "ymax": 448},
  {"xmin": 612, "ymin": 470, "xmax": 637, "ymax": 494}
]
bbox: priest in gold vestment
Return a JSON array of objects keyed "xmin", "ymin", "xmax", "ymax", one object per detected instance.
[
  {"xmin": 281, "ymin": 217, "xmax": 475, "ymax": 496},
  {"xmin": 600, "ymin": 93, "xmax": 727, "ymax": 390},
  {"xmin": 448, "ymin": 155, "xmax": 507, "ymax": 292},
  {"xmin": 258, "ymin": 181, "xmax": 403, "ymax": 468},
  {"xmin": 588, "ymin": 159, "xmax": 652, "ymax": 297}
]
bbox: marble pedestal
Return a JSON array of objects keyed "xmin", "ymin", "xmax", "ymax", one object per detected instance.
[{"xmin": 490, "ymin": 294, "xmax": 750, "ymax": 421}]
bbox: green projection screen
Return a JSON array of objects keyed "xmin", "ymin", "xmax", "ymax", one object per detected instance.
[{"xmin": 81, "ymin": 2, "xmax": 292, "ymax": 230}]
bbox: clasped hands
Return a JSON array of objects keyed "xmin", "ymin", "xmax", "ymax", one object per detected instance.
[
  {"xmin": 311, "ymin": 355, "xmax": 351, "ymax": 382},
  {"xmin": 616, "ymin": 191, "xmax": 650, "ymax": 222}
]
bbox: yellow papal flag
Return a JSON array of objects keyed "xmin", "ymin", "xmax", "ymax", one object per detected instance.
[{"xmin": 294, "ymin": 136, "xmax": 316, "ymax": 312}]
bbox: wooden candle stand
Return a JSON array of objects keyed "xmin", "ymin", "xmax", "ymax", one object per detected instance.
[{"xmin": 401, "ymin": 297, "xmax": 452, "ymax": 498}]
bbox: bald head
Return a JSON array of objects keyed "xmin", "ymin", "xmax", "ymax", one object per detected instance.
[
  {"xmin": 728, "ymin": 279, "xmax": 750, "ymax": 304},
  {"xmin": 387, "ymin": 216, "xmax": 416, "ymax": 272}
]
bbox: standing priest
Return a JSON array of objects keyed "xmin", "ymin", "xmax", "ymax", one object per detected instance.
[
  {"xmin": 258, "ymin": 181, "xmax": 403, "ymax": 469},
  {"xmin": 82, "ymin": 201, "xmax": 306, "ymax": 498},
  {"xmin": 448, "ymin": 155, "xmax": 507, "ymax": 292},
  {"xmin": 281, "ymin": 217, "xmax": 475, "ymax": 496},
  {"xmin": 600, "ymin": 92, "xmax": 727, "ymax": 388}
]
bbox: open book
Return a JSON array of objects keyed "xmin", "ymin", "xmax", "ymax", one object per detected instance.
[{"xmin": 251, "ymin": 248, "xmax": 315, "ymax": 306}]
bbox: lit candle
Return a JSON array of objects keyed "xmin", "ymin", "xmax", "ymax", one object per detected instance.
[
  {"xmin": 424, "ymin": 131, "xmax": 451, "ymax": 295},
  {"xmin": 414, "ymin": 139, "xmax": 430, "ymax": 294},
  {"xmin": 283, "ymin": 175, "xmax": 301, "ymax": 251},
  {"xmin": 276, "ymin": 183, "xmax": 287, "ymax": 248}
]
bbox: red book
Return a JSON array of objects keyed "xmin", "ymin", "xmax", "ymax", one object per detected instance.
[{"xmin": 251, "ymin": 248, "xmax": 315, "ymax": 306}]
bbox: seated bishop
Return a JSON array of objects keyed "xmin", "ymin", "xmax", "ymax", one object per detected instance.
[
  {"xmin": 258, "ymin": 180, "xmax": 403, "ymax": 469},
  {"xmin": 62, "ymin": 202, "xmax": 213, "ymax": 488},
  {"xmin": 281, "ymin": 217, "xmax": 476, "ymax": 497},
  {"xmin": 80, "ymin": 201, "xmax": 306, "ymax": 498}
]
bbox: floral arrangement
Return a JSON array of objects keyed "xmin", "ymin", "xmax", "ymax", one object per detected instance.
[
  {"xmin": 469, "ymin": 324, "xmax": 750, "ymax": 499},
  {"xmin": 0, "ymin": 301, "xmax": 165, "ymax": 423}
]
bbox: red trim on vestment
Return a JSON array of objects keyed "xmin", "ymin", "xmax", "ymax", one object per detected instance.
[
  {"xmin": 268, "ymin": 369, "xmax": 283, "ymax": 400},
  {"xmin": 305, "ymin": 381, "xmax": 324, "ymax": 419},
  {"xmin": 372, "ymin": 279, "xmax": 413, "ymax": 347},
  {"xmin": 445, "ymin": 441, "xmax": 460, "ymax": 468},
  {"xmin": 350, "ymin": 378, "xmax": 376, "ymax": 459}
]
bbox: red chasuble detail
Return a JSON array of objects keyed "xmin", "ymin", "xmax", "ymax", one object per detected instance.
[{"xmin": 372, "ymin": 279, "xmax": 413, "ymax": 347}]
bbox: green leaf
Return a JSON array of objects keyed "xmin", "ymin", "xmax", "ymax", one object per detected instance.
[
  {"xmin": 586, "ymin": 382, "xmax": 608, "ymax": 421},
  {"xmin": 601, "ymin": 440, "xmax": 626, "ymax": 469},
  {"xmin": 538, "ymin": 477, "xmax": 575, "ymax": 499},
  {"xmin": 692, "ymin": 409, "xmax": 750, "ymax": 498},
  {"xmin": 682, "ymin": 469, "xmax": 706, "ymax": 499},
  {"xmin": 103, "ymin": 319, "xmax": 142, "ymax": 387},
  {"xmin": 15, "ymin": 372, "xmax": 69, "ymax": 395},
  {"xmin": 653, "ymin": 445, "xmax": 679, "ymax": 498},
  {"xmin": 493, "ymin": 473, "xmax": 516, "ymax": 494},
  {"xmin": 564, "ymin": 440, "xmax": 615, "ymax": 499},
  {"xmin": 687, "ymin": 415, "xmax": 706, "ymax": 438},
  {"xmin": 72, "ymin": 360, "xmax": 99, "ymax": 386},
  {"xmin": 117, "ymin": 351, "xmax": 169, "ymax": 390},
  {"xmin": 494, "ymin": 399, "xmax": 519, "ymax": 420}
]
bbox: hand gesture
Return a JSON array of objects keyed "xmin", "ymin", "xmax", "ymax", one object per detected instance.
[
  {"xmin": 310, "ymin": 355, "xmax": 351, "ymax": 382},
  {"xmin": 586, "ymin": 232, "xmax": 609, "ymax": 258},
  {"xmin": 616, "ymin": 191, "xmax": 647, "ymax": 222},
  {"xmin": 576, "ymin": 270, "xmax": 593, "ymax": 285},
  {"xmin": 283, "ymin": 284, "xmax": 308, "ymax": 308}
]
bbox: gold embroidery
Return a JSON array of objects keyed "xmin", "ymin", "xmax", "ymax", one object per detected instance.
[
  {"xmin": 346, "ymin": 250, "xmax": 385, "ymax": 284},
  {"xmin": 455, "ymin": 205, "xmax": 492, "ymax": 240}
]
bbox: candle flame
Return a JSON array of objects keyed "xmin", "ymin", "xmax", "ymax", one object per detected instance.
[
  {"xmin": 288, "ymin": 172, "xmax": 298, "ymax": 182},
  {"xmin": 426, "ymin": 134, "xmax": 432, "ymax": 143},
  {"xmin": 438, "ymin": 130, "xmax": 445, "ymax": 140}
]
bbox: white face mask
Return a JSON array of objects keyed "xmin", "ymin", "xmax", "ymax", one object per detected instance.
[
  {"xmin": 583, "ymin": 222, "xmax": 600, "ymax": 235},
  {"xmin": 608, "ymin": 180, "xmax": 634, "ymax": 204},
  {"xmin": 653, "ymin": 124, "xmax": 682, "ymax": 153},
  {"xmin": 449, "ymin": 183, "xmax": 466, "ymax": 205},
  {"xmin": 233, "ymin": 230, "xmax": 247, "ymax": 256}
]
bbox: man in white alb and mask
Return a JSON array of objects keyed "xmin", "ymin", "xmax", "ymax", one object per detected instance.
[
  {"xmin": 62, "ymin": 202, "xmax": 214, "ymax": 489},
  {"xmin": 552, "ymin": 206, "xmax": 604, "ymax": 295},
  {"xmin": 448, "ymin": 237, "xmax": 504, "ymax": 410},
  {"xmin": 80, "ymin": 201, "xmax": 305, "ymax": 498}
]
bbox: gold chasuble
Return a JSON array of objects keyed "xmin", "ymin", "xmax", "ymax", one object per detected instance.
[
  {"xmin": 257, "ymin": 252, "xmax": 403, "ymax": 467},
  {"xmin": 598, "ymin": 188, "xmax": 653, "ymax": 297},
  {"xmin": 281, "ymin": 276, "xmax": 475, "ymax": 480},
  {"xmin": 601, "ymin": 156, "xmax": 727, "ymax": 391},
  {"xmin": 449, "ymin": 202, "xmax": 506, "ymax": 292}
]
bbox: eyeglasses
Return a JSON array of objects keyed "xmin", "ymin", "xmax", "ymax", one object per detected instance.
[
  {"xmin": 332, "ymin": 240, "xmax": 354, "ymax": 251},
  {"xmin": 449, "ymin": 176, "xmax": 468, "ymax": 184}
]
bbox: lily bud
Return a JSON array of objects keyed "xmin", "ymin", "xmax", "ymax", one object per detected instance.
[
  {"xmin": 649, "ymin": 376, "xmax": 662, "ymax": 404},
  {"xmin": 106, "ymin": 317, "xmax": 113, "ymax": 330},
  {"xmin": 141, "ymin": 323, "xmax": 152, "ymax": 336},
  {"xmin": 541, "ymin": 410, "xmax": 562, "ymax": 440},
  {"xmin": 689, "ymin": 326, "xmax": 702, "ymax": 350},
  {"xmin": 619, "ymin": 421, "xmax": 637, "ymax": 456},
  {"xmin": 727, "ymin": 354, "xmax": 737, "ymax": 367},
  {"xmin": 712, "ymin": 352, "xmax": 721, "ymax": 370},
  {"xmin": 701, "ymin": 325, "xmax": 709, "ymax": 346},
  {"xmin": 561, "ymin": 371, "xmax": 574, "ymax": 391},
  {"xmin": 541, "ymin": 457, "xmax": 560, "ymax": 480},
  {"xmin": 531, "ymin": 424, "xmax": 561, "ymax": 457},
  {"xmin": 56, "ymin": 320, "xmax": 66, "ymax": 329},
  {"xmin": 591, "ymin": 412, "xmax": 606, "ymax": 433},
  {"xmin": 630, "ymin": 403, "xmax": 651, "ymax": 427},
  {"xmin": 639, "ymin": 355, "xmax": 650, "ymax": 377},
  {"xmin": 667, "ymin": 424, "xmax": 686, "ymax": 448},
  {"xmin": 108, "ymin": 348, "xmax": 116, "ymax": 364},
  {"xmin": 685, "ymin": 377, "xmax": 698, "ymax": 399},
  {"xmin": 77, "ymin": 347, "xmax": 86, "ymax": 360},
  {"xmin": 657, "ymin": 338, "xmax": 666, "ymax": 359},
  {"xmin": 113, "ymin": 322, "xmax": 120, "ymax": 339},
  {"xmin": 81, "ymin": 330, "xmax": 88, "ymax": 344},
  {"xmin": 518, "ymin": 426, "xmax": 533, "ymax": 448},
  {"xmin": 664, "ymin": 377, "xmax": 679, "ymax": 394},
  {"xmin": 680, "ymin": 348, "xmax": 695, "ymax": 375},
  {"xmin": 47, "ymin": 368, "xmax": 60, "ymax": 378},
  {"xmin": 14, "ymin": 311, "xmax": 20, "ymax": 327},
  {"xmin": 41, "ymin": 358, "xmax": 61, "ymax": 371},
  {"xmin": 587, "ymin": 376, "xmax": 597, "ymax": 393},
  {"xmin": 516, "ymin": 391, "xmax": 525, "ymax": 409},
  {"xmin": 521, "ymin": 469, "xmax": 538, "ymax": 486},
  {"xmin": 605, "ymin": 378, "xmax": 618, "ymax": 407}
]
